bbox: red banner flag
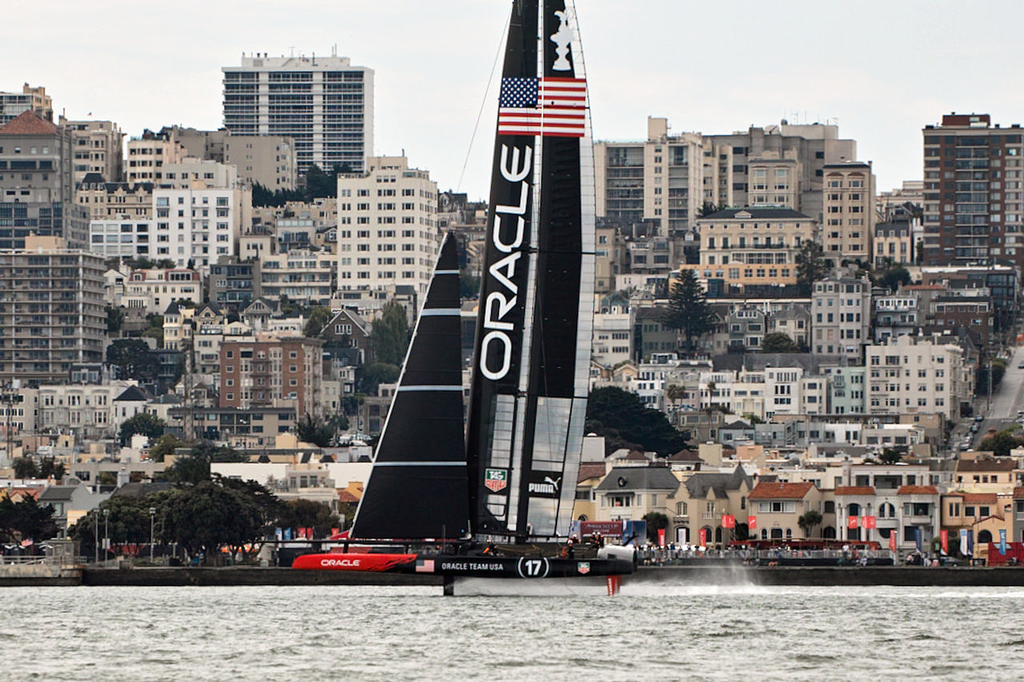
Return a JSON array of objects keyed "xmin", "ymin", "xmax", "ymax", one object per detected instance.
[
  {"xmin": 847, "ymin": 516, "xmax": 859, "ymax": 529},
  {"xmin": 940, "ymin": 529, "xmax": 949, "ymax": 553},
  {"xmin": 699, "ymin": 528, "xmax": 708, "ymax": 547},
  {"xmin": 658, "ymin": 528, "xmax": 666, "ymax": 548},
  {"xmin": 863, "ymin": 516, "xmax": 877, "ymax": 529},
  {"xmin": 722, "ymin": 514, "xmax": 736, "ymax": 529},
  {"xmin": 748, "ymin": 515, "xmax": 757, "ymax": 530},
  {"xmin": 889, "ymin": 531, "xmax": 897, "ymax": 552}
]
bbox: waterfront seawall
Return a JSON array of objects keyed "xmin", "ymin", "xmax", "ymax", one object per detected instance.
[{"xmin": 4, "ymin": 564, "xmax": 1024, "ymax": 587}]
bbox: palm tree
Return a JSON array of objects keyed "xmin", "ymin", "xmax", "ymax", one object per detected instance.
[{"xmin": 798, "ymin": 510, "xmax": 823, "ymax": 539}]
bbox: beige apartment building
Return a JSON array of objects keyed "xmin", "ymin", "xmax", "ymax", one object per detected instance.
[
  {"xmin": 689, "ymin": 207, "xmax": 817, "ymax": 296},
  {"xmin": 62, "ymin": 118, "xmax": 124, "ymax": 185},
  {"xmin": 259, "ymin": 249, "xmax": 335, "ymax": 306},
  {"xmin": 594, "ymin": 117, "xmax": 704, "ymax": 235},
  {"xmin": 594, "ymin": 117, "xmax": 859, "ymax": 240},
  {"xmin": 78, "ymin": 180, "xmax": 153, "ymax": 221},
  {"xmin": 822, "ymin": 162, "xmax": 875, "ymax": 264},
  {"xmin": 336, "ymin": 155, "xmax": 439, "ymax": 296},
  {"xmin": 172, "ymin": 126, "xmax": 298, "ymax": 191},
  {"xmin": 864, "ymin": 333, "xmax": 971, "ymax": 421},
  {"xmin": 0, "ymin": 84, "xmax": 52, "ymax": 125},
  {"xmin": 126, "ymin": 128, "xmax": 188, "ymax": 184}
]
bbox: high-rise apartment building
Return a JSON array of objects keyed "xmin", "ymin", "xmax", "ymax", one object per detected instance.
[
  {"xmin": 0, "ymin": 84, "xmax": 52, "ymax": 126},
  {"xmin": 921, "ymin": 113, "xmax": 1024, "ymax": 268},
  {"xmin": 223, "ymin": 52, "xmax": 373, "ymax": 175},
  {"xmin": 0, "ymin": 236, "xmax": 105, "ymax": 386},
  {"xmin": 594, "ymin": 117, "xmax": 704, "ymax": 235},
  {"xmin": 336, "ymin": 155, "xmax": 438, "ymax": 295},
  {"xmin": 0, "ymin": 111, "xmax": 88, "ymax": 249}
]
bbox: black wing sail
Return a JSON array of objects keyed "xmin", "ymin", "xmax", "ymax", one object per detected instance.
[
  {"xmin": 350, "ymin": 233, "xmax": 469, "ymax": 540},
  {"xmin": 466, "ymin": 0, "xmax": 595, "ymax": 540}
]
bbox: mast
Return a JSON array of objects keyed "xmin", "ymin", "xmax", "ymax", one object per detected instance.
[
  {"xmin": 350, "ymin": 234, "xmax": 468, "ymax": 540},
  {"xmin": 466, "ymin": 0, "xmax": 595, "ymax": 540}
]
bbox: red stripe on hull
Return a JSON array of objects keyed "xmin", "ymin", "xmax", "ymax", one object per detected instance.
[{"xmin": 291, "ymin": 553, "xmax": 417, "ymax": 572}]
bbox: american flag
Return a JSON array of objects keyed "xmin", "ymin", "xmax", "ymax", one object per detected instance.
[
  {"xmin": 415, "ymin": 558, "xmax": 435, "ymax": 573},
  {"xmin": 498, "ymin": 77, "xmax": 587, "ymax": 137}
]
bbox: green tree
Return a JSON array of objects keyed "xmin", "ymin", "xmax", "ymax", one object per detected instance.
[
  {"xmin": 161, "ymin": 441, "xmax": 248, "ymax": 485},
  {"xmin": 277, "ymin": 498, "xmax": 341, "ymax": 539},
  {"xmin": 586, "ymin": 386, "xmax": 688, "ymax": 457},
  {"xmin": 875, "ymin": 264, "xmax": 912, "ymax": 292},
  {"xmin": 39, "ymin": 457, "xmax": 65, "ymax": 481},
  {"xmin": 0, "ymin": 495, "xmax": 57, "ymax": 545},
  {"xmin": 976, "ymin": 360, "xmax": 1006, "ymax": 397},
  {"xmin": 978, "ymin": 429, "xmax": 1024, "ymax": 458},
  {"xmin": 660, "ymin": 270, "xmax": 716, "ymax": 352},
  {"xmin": 107, "ymin": 338, "xmax": 160, "ymax": 382},
  {"xmin": 798, "ymin": 510, "xmax": 823, "ymax": 539},
  {"xmin": 303, "ymin": 164, "xmax": 338, "ymax": 200},
  {"xmin": 148, "ymin": 434, "xmax": 187, "ymax": 462},
  {"xmin": 12, "ymin": 457, "xmax": 38, "ymax": 479},
  {"xmin": 118, "ymin": 413, "xmax": 166, "ymax": 446},
  {"xmin": 304, "ymin": 305, "xmax": 332, "ymax": 338},
  {"xmin": 878, "ymin": 447, "xmax": 903, "ymax": 465},
  {"xmin": 295, "ymin": 413, "xmax": 336, "ymax": 448},
  {"xmin": 359, "ymin": 363, "xmax": 400, "ymax": 396},
  {"xmin": 372, "ymin": 300, "xmax": 410, "ymax": 366},
  {"xmin": 160, "ymin": 481, "xmax": 267, "ymax": 563},
  {"xmin": 795, "ymin": 241, "xmax": 828, "ymax": 296},
  {"xmin": 643, "ymin": 511, "xmax": 669, "ymax": 544},
  {"xmin": 106, "ymin": 305, "xmax": 125, "ymax": 334},
  {"xmin": 142, "ymin": 314, "xmax": 164, "ymax": 345},
  {"xmin": 698, "ymin": 201, "xmax": 722, "ymax": 217},
  {"xmin": 761, "ymin": 332, "xmax": 798, "ymax": 353}
]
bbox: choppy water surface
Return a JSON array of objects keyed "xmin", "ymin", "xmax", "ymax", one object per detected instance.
[{"xmin": 5, "ymin": 579, "xmax": 1024, "ymax": 681}]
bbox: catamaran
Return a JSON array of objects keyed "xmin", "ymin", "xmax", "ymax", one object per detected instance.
[{"xmin": 293, "ymin": 0, "xmax": 635, "ymax": 594}]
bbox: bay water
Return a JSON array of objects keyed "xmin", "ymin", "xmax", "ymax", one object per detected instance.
[{"xmin": 5, "ymin": 579, "xmax": 1024, "ymax": 681}]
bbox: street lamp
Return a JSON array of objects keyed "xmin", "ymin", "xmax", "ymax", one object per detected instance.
[
  {"xmin": 102, "ymin": 508, "xmax": 110, "ymax": 566},
  {"xmin": 149, "ymin": 507, "xmax": 156, "ymax": 563},
  {"xmin": 93, "ymin": 510, "xmax": 99, "ymax": 564}
]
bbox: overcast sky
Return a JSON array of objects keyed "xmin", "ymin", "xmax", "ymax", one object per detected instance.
[{"xmin": 5, "ymin": 0, "xmax": 1024, "ymax": 201}]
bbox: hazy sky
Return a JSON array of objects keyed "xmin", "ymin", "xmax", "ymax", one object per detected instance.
[{"xmin": 5, "ymin": 0, "xmax": 1024, "ymax": 201}]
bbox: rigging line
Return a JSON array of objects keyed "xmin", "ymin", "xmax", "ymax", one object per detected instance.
[{"xmin": 456, "ymin": 10, "xmax": 511, "ymax": 194}]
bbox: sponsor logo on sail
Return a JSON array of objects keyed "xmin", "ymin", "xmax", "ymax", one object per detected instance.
[
  {"xmin": 484, "ymin": 468, "xmax": 508, "ymax": 493},
  {"xmin": 480, "ymin": 145, "xmax": 531, "ymax": 382},
  {"xmin": 577, "ymin": 562, "xmax": 590, "ymax": 575},
  {"xmin": 528, "ymin": 475, "xmax": 561, "ymax": 497}
]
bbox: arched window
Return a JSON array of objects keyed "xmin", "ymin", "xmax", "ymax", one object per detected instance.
[
  {"xmin": 785, "ymin": 528, "xmax": 793, "ymax": 540},
  {"xmin": 770, "ymin": 528, "xmax": 784, "ymax": 539},
  {"xmin": 978, "ymin": 529, "xmax": 993, "ymax": 544},
  {"xmin": 760, "ymin": 529, "xmax": 768, "ymax": 540},
  {"xmin": 879, "ymin": 502, "xmax": 896, "ymax": 518},
  {"xmin": 822, "ymin": 526, "xmax": 836, "ymax": 539},
  {"xmin": 848, "ymin": 502, "xmax": 862, "ymax": 516}
]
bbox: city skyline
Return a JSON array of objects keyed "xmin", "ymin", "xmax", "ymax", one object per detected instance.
[{"xmin": 5, "ymin": 0, "xmax": 1024, "ymax": 200}]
